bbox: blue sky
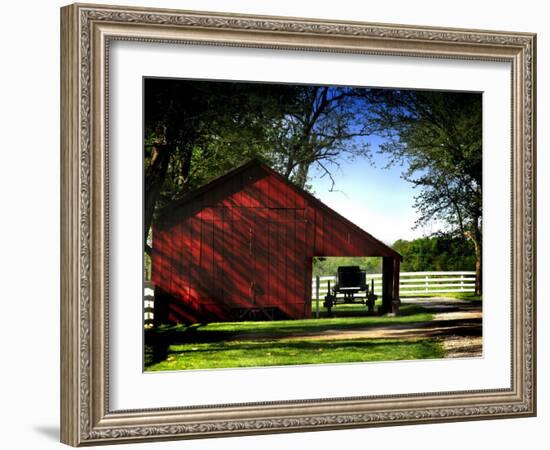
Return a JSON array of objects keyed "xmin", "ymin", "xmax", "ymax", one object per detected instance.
[{"xmin": 308, "ymin": 136, "xmax": 442, "ymax": 244}]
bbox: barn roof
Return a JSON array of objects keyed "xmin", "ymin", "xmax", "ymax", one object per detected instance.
[{"xmin": 157, "ymin": 159, "xmax": 401, "ymax": 260}]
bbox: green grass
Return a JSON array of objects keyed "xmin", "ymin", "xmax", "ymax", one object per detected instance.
[
  {"xmin": 145, "ymin": 338, "xmax": 445, "ymax": 371},
  {"xmin": 146, "ymin": 303, "xmax": 432, "ymax": 344},
  {"xmin": 144, "ymin": 303, "xmax": 437, "ymax": 371},
  {"xmin": 401, "ymin": 292, "xmax": 482, "ymax": 302}
]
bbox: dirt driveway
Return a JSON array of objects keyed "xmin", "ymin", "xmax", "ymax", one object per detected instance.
[
  {"xmin": 232, "ymin": 297, "xmax": 483, "ymax": 358},
  {"xmin": 399, "ymin": 297, "xmax": 482, "ymax": 358}
]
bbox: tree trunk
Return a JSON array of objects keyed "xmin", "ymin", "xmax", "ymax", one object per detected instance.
[
  {"xmin": 475, "ymin": 250, "xmax": 482, "ymax": 296},
  {"xmin": 144, "ymin": 144, "xmax": 172, "ymax": 249},
  {"xmin": 294, "ymin": 161, "xmax": 311, "ymax": 189},
  {"xmin": 283, "ymin": 152, "xmax": 296, "ymax": 179},
  {"xmin": 467, "ymin": 226, "xmax": 482, "ymax": 296},
  {"xmin": 180, "ymin": 144, "xmax": 193, "ymax": 193},
  {"xmin": 474, "ymin": 238, "xmax": 482, "ymax": 296}
]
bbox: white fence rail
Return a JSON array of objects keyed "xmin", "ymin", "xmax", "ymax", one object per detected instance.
[{"xmin": 312, "ymin": 271, "xmax": 476, "ymax": 298}]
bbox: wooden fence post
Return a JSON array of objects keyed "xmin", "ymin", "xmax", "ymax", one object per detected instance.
[
  {"xmin": 382, "ymin": 257, "xmax": 394, "ymax": 314},
  {"xmin": 315, "ymin": 275, "xmax": 320, "ymax": 318}
]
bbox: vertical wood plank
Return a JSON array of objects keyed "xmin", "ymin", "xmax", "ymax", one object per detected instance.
[
  {"xmin": 287, "ymin": 213, "xmax": 296, "ymax": 311},
  {"xmin": 213, "ymin": 218, "xmax": 224, "ymax": 310},
  {"xmin": 180, "ymin": 220, "xmax": 191, "ymax": 302},
  {"xmin": 188, "ymin": 216, "xmax": 201, "ymax": 313},
  {"xmin": 256, "ymin": 173, "xmax": 268, "ymax": 207},
  {"xmin": 295, "ymin": 219, "xmax": 308, "ymax": 318},
  {"xmin": 252, "ymin": 209, "xmax": 268, "ymax": 310},
  {"xmin": 201, "ymin": 218, "xmax": 214, "ymax": 313}
]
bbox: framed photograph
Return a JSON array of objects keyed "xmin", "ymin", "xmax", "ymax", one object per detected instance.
[{"xmin": 60, "ymin": 3, "xmax": 536, "ymax": 446}]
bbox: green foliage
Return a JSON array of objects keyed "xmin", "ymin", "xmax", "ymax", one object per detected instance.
[
  {"xmin": 311, "ymin": 235, "xmax": 476, "ymax": 276},
  {"xmin": 144, "ymin": 81, "xmax": 374, "ymax": 213},
  {"xmin": 359, "ymin": 90, "xmax": 483, "ymax": 294},
  {"xmin": 144, "ymin": 79, "xmax": 297, "ymax": 209},
  {"xmin": 392, "ymin": 236, "xmax": 476, "ymax": 272},
  {"xmin": 312, "ymin": 256, "xmax": 381, "ymax": 277},
  {"xmin": 268, "ymin": 86, "xmax": 371, "ymax": 189},
  {"xmin": 144, "ymin": 81, "xmax": 483, "ymax": 295},
  {"xmin": 364, "ymin": 90, "xmax": 482, "ymax": 237}
]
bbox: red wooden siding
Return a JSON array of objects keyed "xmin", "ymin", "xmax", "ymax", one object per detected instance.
[{"xmin": 152, "ymin": 161, "xmax": 400, "ymax": 324}]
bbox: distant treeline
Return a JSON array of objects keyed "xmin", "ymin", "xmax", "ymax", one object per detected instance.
[
  {"xmin": 392, "ymin": 236, "xmax": 476, "ymax": 272},
  {"xmin": 312, "ymin": 256, "xmax": 382, "ymax": 277},
  {"xmin": 313, "ymin": 236, "xmax": 476, "ymax": 276}
]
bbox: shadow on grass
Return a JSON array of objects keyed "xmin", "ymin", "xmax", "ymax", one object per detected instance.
[
  {"xmin": 144, "ymin": 304, "xmax": 436, "ymax": 366},
  {"xmin": 145, "ymin": 317, "xmax": 481, "ymax": 367},
  {"xmin": 171, "ymin": 337, "xmax": 432, "ymax": 353},
  {"xmin": 313, "ymin": 303, "xmax": 428, "ymax": 319},
  {"xmin": 145, "ymin": 337, "xmax": 445, "ymax": 370},
  {"xmin": 146, "ymin": 308, "xmax": 429, "ymax": 343}
]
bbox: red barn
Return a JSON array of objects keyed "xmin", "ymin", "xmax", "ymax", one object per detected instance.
[{"xmin": 151, "ymin": 160, "xmax": 401, "ymax": 324}]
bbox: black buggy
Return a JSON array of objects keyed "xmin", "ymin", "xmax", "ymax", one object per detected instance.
[{"xmin": 323, "ymin": 266, "xmax": 377, "ymax": 315}]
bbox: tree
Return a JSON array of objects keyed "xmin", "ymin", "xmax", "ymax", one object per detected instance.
[
  {"xmin": 144, "ymin": 79, "xmax": 298, "ymax": 252},
  {"xmin": 144, "ymin": 81, "xmax": 374, "ymax": 254},
  {"xmin": 270, "ymin": 86, "xmax": 370, "ymax": 190},
  {"xmin": 312, "ymin": 256, "xmax": 381, "ymax": 277},
  {"xmin": 362, "ymin": 90, "xmax": 482, "ymax": 294},
  {"xmin": 392, "ymin": 236, "xmax": 476, "ymax": 272}
]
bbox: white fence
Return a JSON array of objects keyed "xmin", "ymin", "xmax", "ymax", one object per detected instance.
[
  {"xmin": 144, "ymin": 283, "xmax": 154, "ymax": 327},
  {"xmin": 144, "ymin": 271, "xmax": 476, "ymax": 323},
  {"xmin": 311, "ymin": 271, "xmax": 476, "ymax": 299}
]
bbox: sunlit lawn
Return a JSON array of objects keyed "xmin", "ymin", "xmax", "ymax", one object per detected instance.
[
  {"xmin": 144, "ymin": 302, "xmax": 442, "ymax": 371},
  {"xmin": 145, "ymin": 337, "xmax": 444, "ymax": 371},
  {"xmin": 401, "ymin": 292, "xmax": 482, "ymax": 303}
]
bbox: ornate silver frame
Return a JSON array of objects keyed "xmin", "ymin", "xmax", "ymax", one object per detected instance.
[{"xmin": 60, "ymin": 3, "xmax": 536, "ymax": 446}]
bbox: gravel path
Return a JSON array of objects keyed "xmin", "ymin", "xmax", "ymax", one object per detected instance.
[{"xmin": 429, "ymin": 298, "xmax": 482, "ymax": 358}]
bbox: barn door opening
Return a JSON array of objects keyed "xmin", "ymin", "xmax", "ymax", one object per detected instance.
[{"xmin": 311, "ymin": 256, "xmax": 382, "ymax": 317}]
